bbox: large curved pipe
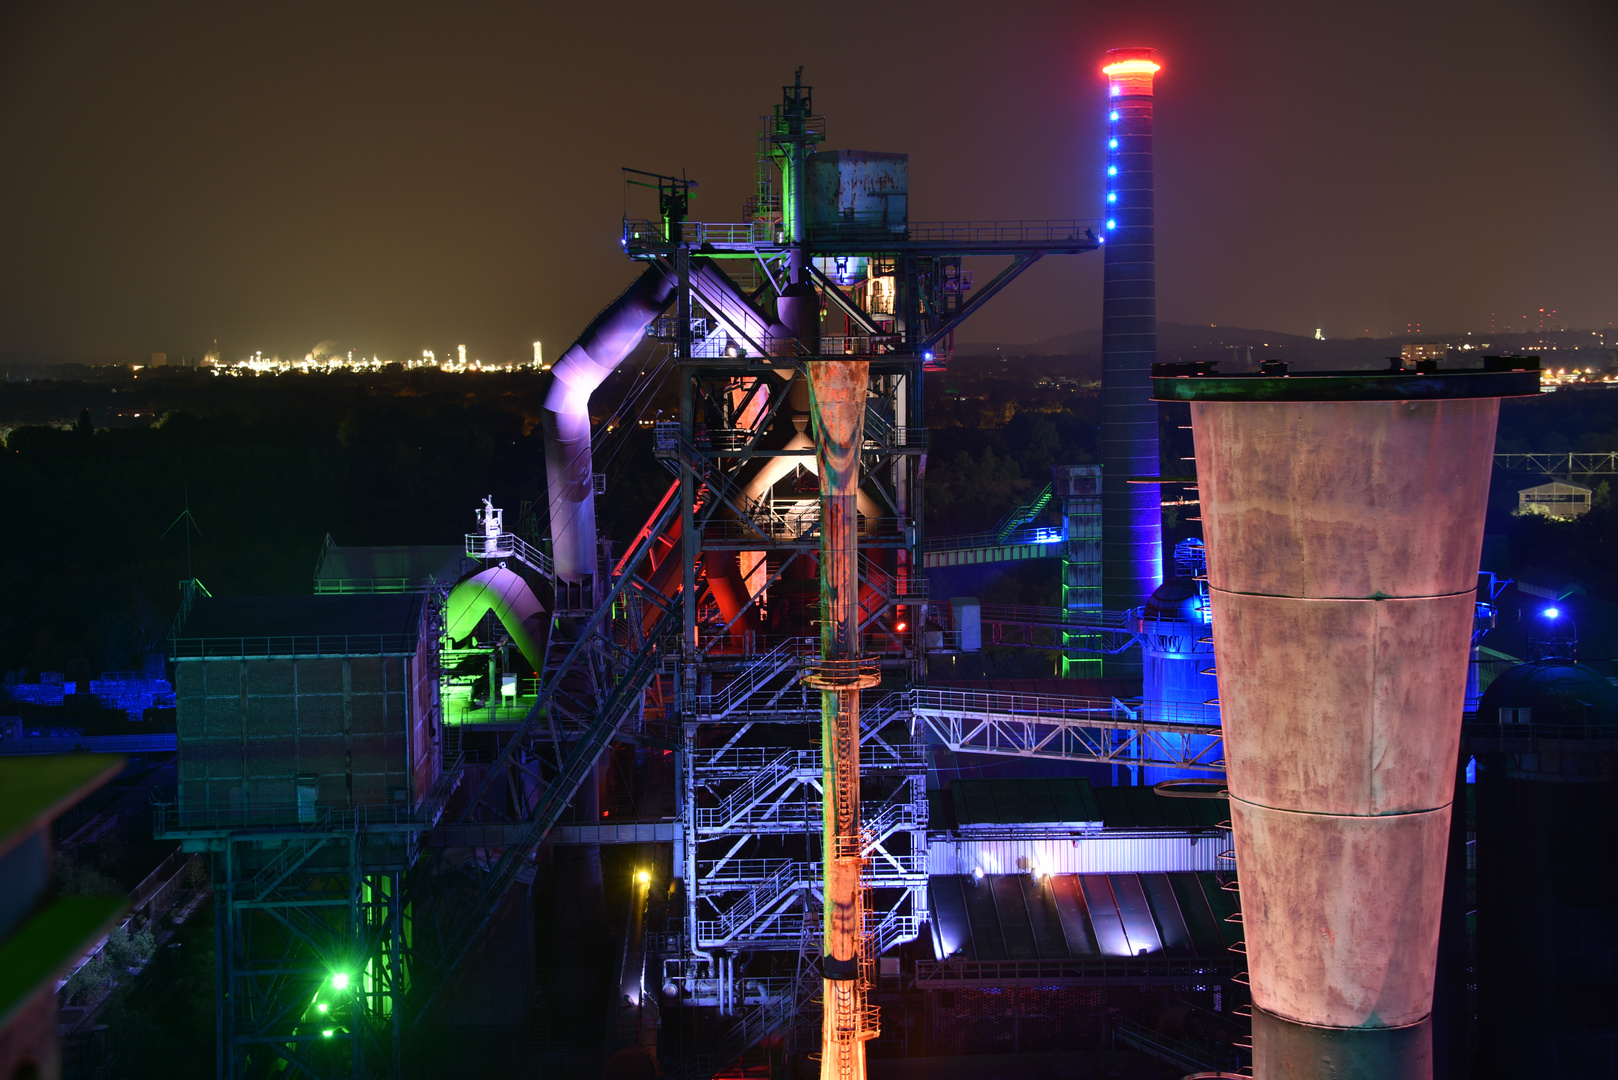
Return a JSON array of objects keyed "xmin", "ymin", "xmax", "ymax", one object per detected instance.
[
  {"xmin": 445, "ymin": 566, "xmax": 549, "ymax": 673},
  {"xmin": 545, "ymin": 265, "xmax": 678, "ymax": 582}
]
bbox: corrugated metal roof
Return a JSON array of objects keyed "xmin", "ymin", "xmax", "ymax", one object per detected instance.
[{"xmin": 929, "ymin": 872, "xmax": 1240, "ymax": 962}]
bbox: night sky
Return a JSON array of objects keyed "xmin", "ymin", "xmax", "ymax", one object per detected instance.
[{"xmin": 2, "ymin": 0, "xmax": 1614, "ymax": 366}]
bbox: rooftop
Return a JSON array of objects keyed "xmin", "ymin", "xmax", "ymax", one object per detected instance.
[{"xmin": 173, "ymin": 594, "xmax": 426, "ymax": 658}]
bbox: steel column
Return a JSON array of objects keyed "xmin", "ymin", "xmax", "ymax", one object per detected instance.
[{"xmin": 805, "ymin": 360, "xmax": 877, "ymax": 1080}]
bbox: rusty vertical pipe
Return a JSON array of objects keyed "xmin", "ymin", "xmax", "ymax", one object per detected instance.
[
  {"xmin": 1156, "ymin": 361, "xmax": 1538, "ymax": 1079},
  {"xmin": 805, "ymin": 359, "xmax": 877, "ymax": 1080}
]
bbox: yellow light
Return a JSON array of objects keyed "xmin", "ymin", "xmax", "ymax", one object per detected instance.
[
  {"xmin": 635, "ymin": 869, "xmax": 651, "ymax": 886},
  {"xmin": 1103, "ymin": 59, "xmax": 1160, "ymax": 76}
]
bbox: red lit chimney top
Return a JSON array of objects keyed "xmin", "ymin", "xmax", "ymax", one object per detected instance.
[{"xmin": 1103, "ymin": 47, "xmax": 1160, "ymax": 94}]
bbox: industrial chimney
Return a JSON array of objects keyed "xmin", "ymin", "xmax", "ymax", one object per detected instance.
[
  {"xmin": 1101, "ymin": 48, "xmax": 1163, "ymax": 668},
  {"xmin": 1155, "ymin": 358, "xmax": 1539, "ymax": 1078}
]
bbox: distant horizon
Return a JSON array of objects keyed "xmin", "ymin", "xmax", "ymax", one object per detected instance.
[{"xmin": 4, "ymin": 320, "xmax": 1613, "ymax": 371}]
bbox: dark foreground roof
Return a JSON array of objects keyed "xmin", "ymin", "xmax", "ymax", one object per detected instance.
[{"xmin": 174, "ymin": 594, "xmax": 425, "ymax": 658}]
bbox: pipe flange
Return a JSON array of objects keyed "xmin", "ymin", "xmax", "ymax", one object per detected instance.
[{"xmin": 802, "ymin": 659, "xmax": 882, "ymax": 690}]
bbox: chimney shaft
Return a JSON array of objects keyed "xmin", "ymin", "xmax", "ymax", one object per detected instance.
[{"xmin": 1101, "ymin": 48, "xmax": 1163, "ymax": 659}]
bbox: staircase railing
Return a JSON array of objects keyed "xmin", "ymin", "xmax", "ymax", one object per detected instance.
[{"xmin": 696, "ymin": 637, "xmax": 815, "ymax": 722}]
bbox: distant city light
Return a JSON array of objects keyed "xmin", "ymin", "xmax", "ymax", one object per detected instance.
[{"xmin": 208, "ymin": 343, "xmax": 526, "ymax": 377}]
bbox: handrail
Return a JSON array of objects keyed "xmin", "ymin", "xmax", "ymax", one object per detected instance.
[
  {"xmin": 694, "ymin": 750, "xmax": 823, "ymax": 833},
  {"xmin": 312, "ymin": 577, "xmax": 424, "ymax": 595},
  {"xmin": 696, "ymin": 637, "xmax": 817, "ymax": 720},
  {"xmin": 910, "ymin": 687, "xmax": 1221, "ymax": 729},
  {"xmin": 464, "ymin": 529, "xmax": 555, "ymax": 579},
  {"xmin": 1495, "ymin": 452, "xmax": 1618, "ymax": 475},
  {"xmin": 169, "ymin": 633, "xmax": 417, "ymax": 658},
  {"xmin": 820, "ymin": 219, "xmax": 1102, "ymax": 245},
  {"xmin": 924, "ymin": 524, "xmax": 1065, "ymax": 553},
  {"xmin": 1463, "ymin": 719, "xmax": 1618, "ymax": 741},
  {"xmin": 624, "ymin": 217, "xmax": 1104, "ymax": 254},
  {"xmin": 154, "ymin": 798, "xmax": 434, "ymax": 834}
]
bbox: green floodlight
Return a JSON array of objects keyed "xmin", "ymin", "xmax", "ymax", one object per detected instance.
[
  {"xmin": 317, "ymin": 1003, "xmax": 329, "ymax": 1014},
  {"xmin": 331, "ymin": 972, "xmax": 350, "ymax": 991},
  {"xmin": 322, "ymin": 1029, "xmax": 335, "ymax": 1038}
]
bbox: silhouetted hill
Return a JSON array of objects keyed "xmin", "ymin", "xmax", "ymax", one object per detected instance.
[{"xmin": 958, "ymin": 323, "xmax": 1614, "ymax": 372}]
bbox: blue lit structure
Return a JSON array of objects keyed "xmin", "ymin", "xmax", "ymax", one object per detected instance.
[
  {"xmin": 1138, "ymin": 539, "xmax": 1219, "ymax": 785},
  {"xmin": 1100, "ymin": 49, "xmax": 1164, "ymax": 673}
]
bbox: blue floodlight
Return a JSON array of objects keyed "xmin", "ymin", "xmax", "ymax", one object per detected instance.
[
  {"xmin": 1544, "ymin": 607, "xmax": 1560, "ymax": 620},
  {"xmin": 1109, "ymin": 139, "xmax": 1118, "ymax": 148},
  {"xmin": 1110, "ymin": 110, "xmax": 1119, "ymax": 120},
  {"xmin": 1106, "ymin": 219, "xmax": 1116, "ymax": 229},
  {"xmin": 1107, "ymin": 192, "xmax": 1117, "ymax": 202},
  {"xmin": 1107, "ymin": 166, "xmax": 1117, "ymax": 175}
]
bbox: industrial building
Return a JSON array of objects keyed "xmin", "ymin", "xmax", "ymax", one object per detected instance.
[{"xmin": 138, "ymin": 53, "xmax": 1563, "ymax": 1080}]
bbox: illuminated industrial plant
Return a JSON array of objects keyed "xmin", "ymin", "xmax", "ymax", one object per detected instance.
[{"xmin": 139, "ymin": 50, "xmax": 1563, "ymax": 1080}]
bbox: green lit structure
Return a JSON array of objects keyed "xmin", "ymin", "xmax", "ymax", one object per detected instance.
[{"xmin": 159, "ymin": 595, "xmax": 440, "ymax": 1078}]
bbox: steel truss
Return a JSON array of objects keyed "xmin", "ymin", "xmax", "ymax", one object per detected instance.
[
  {"xmin": 188, "ymin": 825, "xmax": 416, "ymax": 1080},
  {"xmin": 910, "ymin": 689, "xmax": 1225, "ymax": 772}
]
